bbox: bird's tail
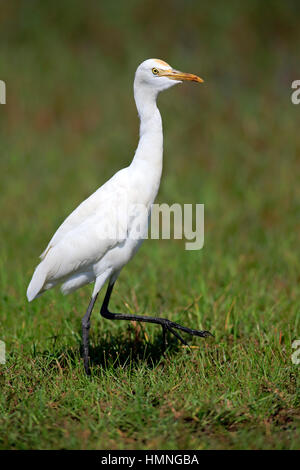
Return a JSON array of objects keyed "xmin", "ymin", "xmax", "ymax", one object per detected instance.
[{"xmin": 27, "ymin": 262, "xmax": 47, "ymax": 302}]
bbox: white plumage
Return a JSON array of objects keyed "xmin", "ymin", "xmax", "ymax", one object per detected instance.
[
  {"xmin": 27, "ymin": 59, "xmax": 203, "ymax": 302},
  {"xmin": 27, "ymin": 59, "xmax": 207, "ymax": 374}
]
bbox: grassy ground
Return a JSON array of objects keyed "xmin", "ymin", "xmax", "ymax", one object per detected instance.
[{"xmin": 0, "ymin": 1, "xmax": 299, "ymax": 449}]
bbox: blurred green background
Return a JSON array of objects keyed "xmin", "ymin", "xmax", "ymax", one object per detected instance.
[
  {"xmin": 0, "ymin": 0, "xmax": 299, "ymax": 450},
  {"xmin": 1, "ymin": 0, "xmax": 299, "ymax": 269}
]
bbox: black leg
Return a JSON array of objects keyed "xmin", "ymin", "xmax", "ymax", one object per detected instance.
[
  {"xmin": 82, "ymin": 293, "xmax": 98, "ymax": 375},
  {"xmin": 100, "ymin": 282, "xmax": 213, "ymax": 347}
]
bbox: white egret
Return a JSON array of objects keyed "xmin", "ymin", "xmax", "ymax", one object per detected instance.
[{"xmin": 27, "ymin": 58, "xmax": 212, "ymax": 374}]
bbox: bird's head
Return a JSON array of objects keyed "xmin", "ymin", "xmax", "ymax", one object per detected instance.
[{"xmin": 134, "ymin": 58, "xmax": 203, "ymax": 95}]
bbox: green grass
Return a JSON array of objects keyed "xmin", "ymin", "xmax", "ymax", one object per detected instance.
[{"xmin": 0, "ymin": 0, "xmax": 300, "ymax": 450}]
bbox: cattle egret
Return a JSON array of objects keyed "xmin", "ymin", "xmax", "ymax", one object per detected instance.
[{"xmin": 27, "ymin": 59, "xmax": 212, "ymax": 375}]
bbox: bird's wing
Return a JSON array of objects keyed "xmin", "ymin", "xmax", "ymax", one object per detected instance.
[
  {"xmin": 42, "ymin": 209, "xmax": 123, "ymax": 282},
  {"xmin": 40, "ymin": 168, "xmax": 129, "ymax": 260},
  {"xmin": 38, "ymin": 166, "xmax": 139, "ymax": 283}
]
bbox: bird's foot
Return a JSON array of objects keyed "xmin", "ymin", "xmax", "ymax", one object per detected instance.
[
  {"xmin": 158, "ymin": 318, "xmax": 213, "ymax": 349},
  {"xmin": 100, "ymin": 308, "xmax": 213, "ymax": 351}
]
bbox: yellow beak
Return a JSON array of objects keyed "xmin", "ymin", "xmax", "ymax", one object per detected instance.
[{"xmin": 161, "ymin": 69, "xmax": 204, "ymax": 83}]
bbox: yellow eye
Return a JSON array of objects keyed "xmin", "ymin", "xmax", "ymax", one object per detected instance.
[{"xmin": 152, "ymin": 68, "xmax": 159, "ymax": 75}]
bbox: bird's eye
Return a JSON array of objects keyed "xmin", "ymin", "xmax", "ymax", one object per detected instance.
[{"xmin": 152, "ymin": 68, "xmax": 159, "ymax": 75}]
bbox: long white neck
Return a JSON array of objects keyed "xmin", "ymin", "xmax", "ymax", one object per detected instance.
[{"xmin": 131, "ymin": 83, "xmax": 163, "ymax": 171}]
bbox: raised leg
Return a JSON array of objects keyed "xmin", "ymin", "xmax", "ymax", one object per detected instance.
[
  {"xmin": 100, "ymin": 282, "xmax": 213, "ymax": 348},
  {"xmin": 82, "ymin": 293, "xmax": 98, "ymax": 375}
]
